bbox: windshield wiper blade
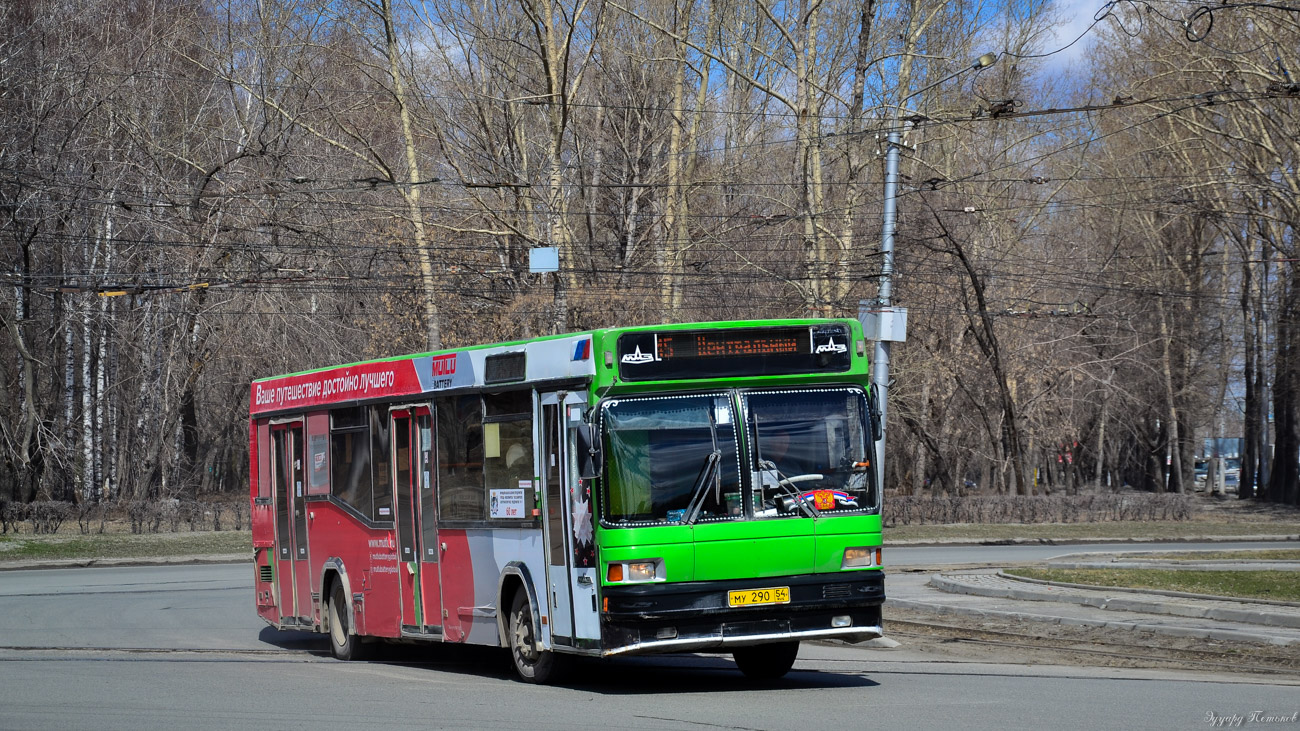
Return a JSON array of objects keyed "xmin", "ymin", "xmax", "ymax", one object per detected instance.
[{"xmin": 683, "ymin": 451, "xmax": 721, "ymax": 525}]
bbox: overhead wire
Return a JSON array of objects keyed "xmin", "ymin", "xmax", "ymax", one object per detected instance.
[{"xmin": 4, "ymin": 25, "xmax": 1295, "ymax": 337}]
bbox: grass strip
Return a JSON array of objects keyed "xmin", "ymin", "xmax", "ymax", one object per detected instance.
[
  {"xmin": 1005, "ymin": 567, "xmax": 1300, "ymax": 603},
  {"xmin": 0, "ymin": 531, "xmax": 251, "ymax": 562}
]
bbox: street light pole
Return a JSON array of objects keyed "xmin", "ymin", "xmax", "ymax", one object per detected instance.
[{"xmin": 867, "ymin": 52, "xmax": 997, "ymax": 493}]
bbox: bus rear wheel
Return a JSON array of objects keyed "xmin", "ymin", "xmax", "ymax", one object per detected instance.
[
  {"xmin": 733, "ymin": 641, "xmax": 799, "ymax": 680},
  {"xmin": 328, "ymin": 581, "xmax": 367, "ymax": 661},
  {"xmin": 508, "ymin": 590, "xmax": 558, "ymax": 684}
]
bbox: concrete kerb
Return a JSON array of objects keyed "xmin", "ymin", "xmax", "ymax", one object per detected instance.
[
  {"xmin": 1003, "ymin": 569, "xmax": 1300, "ymax": 608},
  {"xmin": 0, "ymin": 554, "xmax": 250, "ymax": 572},
  {"xmin": 926, "ymin": 572, "xmax": 1300, "ymax": 629},
  {"xmin": 1047, "ymin": 547, "xmax": 1300, "ymax": 572},
  {"xmin": 3, "ymin": 534, "xmax": 1293, "ymax": 571},
  {"xmin": 886, "ymin": 597, "xmax": 1300, "ymax": 647},
  {"xmin": 1050, "ymin": 560, "xmax": 1300, "ymax": 571},
  {"xmin": 885, "ymin": 534, "xmax": 1300, "ymax": 547}
]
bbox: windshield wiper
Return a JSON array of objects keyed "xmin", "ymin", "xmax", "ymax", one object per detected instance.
[
  {"xmin": 683, "ymin": 451, "xmax": 722, "ymax": 524},
  {"xmin": 758, "ymin": 459, "xmax": 821, "ymax": 519}
]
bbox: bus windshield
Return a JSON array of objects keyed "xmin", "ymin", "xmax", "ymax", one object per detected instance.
[{"xmin": 600, "ymin": 387, "xmax": 875, "ymax": 526}]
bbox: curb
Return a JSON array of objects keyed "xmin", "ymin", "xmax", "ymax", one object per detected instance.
[
  {"xmin": 1048, "ymin": 560, "xmax": 1300, "ymax": 572},
  {"xmin": 885, "ymin": 597, "xmax": 1300, "ymax": 647},
  {"xmin": 928, "ymin": 573, "xmax": 1300, "ymax": 629},
  {"xmin": 1, "ymin": 534, "xmax": 1295, "ymax": 569},
  {"xmin": 0, "ymin": 554, "xmax": 250, "ymax": 572},
  {"xmin": 886, "ymin": 535, "xmax": 1300, "ymax": 547},
  {"xmin": 1002, "ymin": 570, "xmax": 1300, "ymax": 608}
]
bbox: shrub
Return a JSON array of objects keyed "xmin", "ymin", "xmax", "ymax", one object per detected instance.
[
  {"xmin": 1, "ymin": 500, "xmax": 25, "ymax": 534},
  {"xmin": 883, "ymin": 493, "xmax": 1194, "ymax": 527},
  {"xmin": 75, "ymin": 502, "xmax": 109, "ymax": 535},
  {"xmin": 27, "ymin": 501, "xmax": 73, "ymax": 534}
]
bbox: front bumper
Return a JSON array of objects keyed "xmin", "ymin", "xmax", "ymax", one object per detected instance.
[{"xmin": 599, "ymin": 570, "xmax": 884, "ymax": 656}]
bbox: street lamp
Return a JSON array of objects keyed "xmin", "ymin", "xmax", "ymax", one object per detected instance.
[{"xmin": 862, "ymin": 52, "xmax": 997, "ymax": 493}]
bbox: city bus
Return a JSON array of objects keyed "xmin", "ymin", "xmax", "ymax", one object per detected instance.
[{"xmin": 249, "ymin": 318, "xmax": 885, "ymax": 682}]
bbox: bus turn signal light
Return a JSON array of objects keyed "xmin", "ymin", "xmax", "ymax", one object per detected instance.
[{"xmin": 606, "ymin": 559, "xmax": 663, "ymax": 583}]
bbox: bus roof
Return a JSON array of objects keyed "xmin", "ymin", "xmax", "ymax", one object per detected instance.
[{"xmin": 250, "ymin": 318, "xmax": 866, "ymax": 416}]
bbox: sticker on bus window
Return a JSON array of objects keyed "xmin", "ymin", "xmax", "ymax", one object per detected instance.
[
  {"xmin": 490, "ymin": 488, "xmax": 526, "ymax": 519},
  {"xmin": 309, "ymin": 434, "xmax": 329, "ymax": 494}
]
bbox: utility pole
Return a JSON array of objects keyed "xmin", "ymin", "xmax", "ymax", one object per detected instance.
[{"xmin": 860, "ymin": 53, "xmax": 997, "ymax": 495}]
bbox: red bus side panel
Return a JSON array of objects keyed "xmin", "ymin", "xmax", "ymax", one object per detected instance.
[
  {"xmin": 437, "ymin": 529, "xmax": 474, "ymax": 642},
  {"xmin": 308, "ymin": 501, "xmax": 402, "ymax": 639}
]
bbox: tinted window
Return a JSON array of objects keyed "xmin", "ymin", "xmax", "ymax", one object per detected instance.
[
  {"xmin": 331, "ymin": 425, "xmax": 372, "ymax": 519},
  {"xmin": 371, "ymin": 406, "xmax": 392, "ymax": 522},
  {"xmin": 437, "ymin": 395, "xmax": 484, "ymax": 521}
]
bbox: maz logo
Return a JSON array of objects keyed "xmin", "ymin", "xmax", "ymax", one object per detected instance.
[
  {"xmin": 815, "ymin": 338, "xmax": 847, "ymax": 355},
  {"xmin": 620, "ymin": 346, "xmax": 656, "ymax": 364}
]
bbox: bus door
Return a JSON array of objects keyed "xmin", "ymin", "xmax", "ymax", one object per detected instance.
[
  {"xmin": 413, "ymin": 407, "xmax": 440, "ymax": 631},
  {"xmin": 539, "ymin": 392, "xmax": 599, "ymax": 644},
  {"xmin": 391, "ymin": 406, "xmax": 437, "ymax": 632},
  {"xmin": 271, "ymin": 420, "xmax": 310, "ymax": 621}
]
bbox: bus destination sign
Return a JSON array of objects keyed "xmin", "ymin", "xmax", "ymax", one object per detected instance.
[
  {"xmin": 616, "ymin": 325, "xmax": 852, "ymax": 381},
  {"xmin": 657, "ymin": 330, "xmax": 802, "ymax": 360}
]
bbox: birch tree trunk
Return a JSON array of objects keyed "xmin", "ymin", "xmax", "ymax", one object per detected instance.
[
  {"xmin": 660, "ymin": 0, "xmax": 715, "ymax": 315},
  {"xmin": 1156, "ymin": 299, "xmax": 1184, "ymax": 493},
  {"xmin": 380, "ymin": 0, "xmax": 442, "ymax": 351}
]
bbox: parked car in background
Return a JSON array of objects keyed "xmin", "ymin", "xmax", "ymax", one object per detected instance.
[
  {"xmin": 1194, "ymin": 461, "xmax": 1208, "ymax": 488},
  {"xmin": 1224, "ymin": 458, "xmax": 1241, "ymax": 487}
]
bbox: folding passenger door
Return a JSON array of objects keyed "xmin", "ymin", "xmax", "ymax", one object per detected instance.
[
  {"xmin": 538, "ymin": 392, "xmax": 600, "ymax": 645},
  {"xmin": 271, "ymin": 420, "xmax": 310, "ymax": 621},
  {"xmin": 391, "ymin": 406, "xmax": 438, "ymax": 632},
  {"xmin": 413, "ymin": 408, "xmax": 441, "ymax": 632}
]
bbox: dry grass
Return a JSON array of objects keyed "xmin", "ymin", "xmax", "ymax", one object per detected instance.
[
  {"xmin": 1005, "ymin": 567, "xmax": 1300, "ymax": 602},
  {"xmin": 0, "ymin": 530, "xmax": 250, "ymax": 562}
]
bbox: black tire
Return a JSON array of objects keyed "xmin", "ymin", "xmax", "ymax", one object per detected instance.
[
  {"xmin": 508, "ymin": 590, "xmax": 559, "ymax": 683},
  {"xmin": 733, "ymin": 641, "xmax": 799, "ymax": 680},
  {"xmin": 328, "ymin": 581, "xmax": 367, "ymax": 661}
]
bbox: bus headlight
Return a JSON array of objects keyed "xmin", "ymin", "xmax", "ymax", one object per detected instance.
[
  {"xmin": 606, "ymin": 559, "xmax": 663, "ymax": 583},
  {"xmin": 627, "ymin": 561, "xmax": 657, "ymax": 581},
  {"xmin": 842, "ymin": 547, "xmax": 881, "ymax": 569}
]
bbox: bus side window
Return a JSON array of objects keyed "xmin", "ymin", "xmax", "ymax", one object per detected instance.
[
  {"xmin": 330, "ymin": 407, "xmax": 373, "ymax": 519},
  {"xmin": 370, "ymin": 406, "xmax": 392, "ymax": 522},
  {"xmin": 483, "ymin": 391, "xmax": 534, "ymax": 520},
  {"xmin": 437, "ymin": 395, "xmax": 485, "ymax": 521}
]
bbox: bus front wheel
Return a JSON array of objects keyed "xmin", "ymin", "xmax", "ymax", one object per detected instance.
[
  {"xmin": 328, "ymin": 581, "xmax": 367, "ymax": 661},
  {"xmin": 508, "ymin": 590, "xmax": 557, "ymax": 683},
  {"xmin": 733, "ymin": 641, "xmax": 799, "ymax": 680}
]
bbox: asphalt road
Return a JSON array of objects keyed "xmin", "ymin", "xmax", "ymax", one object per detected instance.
[{"xmin": 0, "ymin": 545, "xmax": 1295, "ymax": 730}]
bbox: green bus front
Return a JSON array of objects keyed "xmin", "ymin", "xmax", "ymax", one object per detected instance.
[{"xmin": 588, "ymin": 320, "xmax": 885, "ymax": 661}]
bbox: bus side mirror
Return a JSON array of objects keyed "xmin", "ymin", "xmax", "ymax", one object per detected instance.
[
  {"xmin": 575, "ymin": 423, "xmax": 603, "ymax": 480},
  {"xmin": 868, "ymin": 389, "xmax": 882, "ymax": 442}
]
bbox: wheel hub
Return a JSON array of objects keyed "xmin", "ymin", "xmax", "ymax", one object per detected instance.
[{"xmin": 513, "ymin": 610, "xmax": 538, "ymax": 663}]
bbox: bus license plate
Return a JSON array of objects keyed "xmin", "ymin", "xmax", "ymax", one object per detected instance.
[{"xmin": 728, "ymin": 586, "xmax": 791, "ymax": 608}]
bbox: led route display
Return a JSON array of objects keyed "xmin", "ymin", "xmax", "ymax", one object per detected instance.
[{"xmin": 616, "ymin": 324, "xmax": 853, "ymax": 381}]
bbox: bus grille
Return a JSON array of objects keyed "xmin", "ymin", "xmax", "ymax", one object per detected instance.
[
  {"xmin": 259, "ymin": 565, "xmax": 274, "ymax": 583},
  {"xmin": 822, "ymin": 583, "xmax": 852, "ymax": 599}
]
